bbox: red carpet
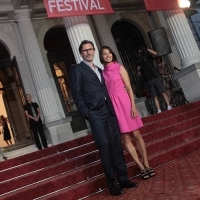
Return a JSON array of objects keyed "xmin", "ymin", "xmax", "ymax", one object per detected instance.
[
  {"xmin": 85, "ymin": 150, "xmax": 200, "ymax": 200},
  {"xmin": 0, "ymin": 101, "xmax": 200, "ymax": 200}
]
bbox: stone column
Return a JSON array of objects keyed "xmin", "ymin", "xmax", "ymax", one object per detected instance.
[
  {"xmin": 92, "ymin": 15, "xmax": 122, "ymax": 63},
  {"xmin": 63, "ymin": 16, "xmax": 103, "ymax": 68},
  {"xmin": 163, "ymin": 10, "xmax": 200, "ymax": 102},
  {"xmin": 15, "ymin": 12, "xmax": 74, "ymax": 144},
  {"xmin": 163, "ymin": 10, "xmax": 200, "ymax": 68}
]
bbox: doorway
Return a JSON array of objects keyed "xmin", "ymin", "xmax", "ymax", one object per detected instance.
[
  {"xmin": 0, "ymin": 42, "xmax": 31, "ymax": 148},
  {"xmin": 44, "ymin": 26, "xmax": 87, "ymax": 133},
  {"xmin": 111, "ymin": 21, "xmax": 147, "ymax": 98}
]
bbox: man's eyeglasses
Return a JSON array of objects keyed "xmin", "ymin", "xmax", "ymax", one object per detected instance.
[{"xmin": 82, "ymin": 48, "xmax": 95, "ymax": 53}]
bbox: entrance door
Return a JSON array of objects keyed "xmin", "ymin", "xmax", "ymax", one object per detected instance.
[
  {"xmin": 9, "ymin": 57, "xmax": 31, "ymax": 141},
  {"xmin": 0, "ymin": 57, "xmax": 32, "ymax": 146},
  {"xmin": 47, "ymin": 52, "xmax": 87, "ymax": 133},
  {"xmin": 44, "ymin": 27, "xmax": 87, "ymax": 133}
]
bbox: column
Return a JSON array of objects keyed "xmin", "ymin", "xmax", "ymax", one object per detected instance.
[
  {"xmin": 163, "ymin": 10, "xmax": 200, "ymax": 68},
  {"xmin": 15, "ymin": 12, "xmax": 62, "ymax": 123},
  {"xmin": 92, "ymin": 15, "xmax": 122, "ymax": 63},
  {"xmin": 15, "ymin": 12, "xmax": 74, "ymax": 144},
  {"xmin": 63, "ymin": 16, "xmax": 103, "ymax": 68},
  {"xmin": 163, "ymin": 10, "xmax": 200, "ymax": 102}
]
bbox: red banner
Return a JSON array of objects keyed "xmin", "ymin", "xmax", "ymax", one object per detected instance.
[
  {"xmin": 144, "ymin": 0, "xmax": 181, "ymax": 11},
  {"xmin": 43, "ymin": 0, "xmax": 114, "ymax": 18}
]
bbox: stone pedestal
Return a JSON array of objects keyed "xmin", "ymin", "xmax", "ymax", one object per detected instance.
[
  {"xmin": 163, "ymin": 10, "xmax": 200, "ymax": 102},
  {"xmin": 135, "ymin": 97, "xmax": 148, "ymax": 118},
  {"xmin": 44, "ymin": 118, "xmax": 74, "ymax": 145},
  {"xmin": 174, "ymin": 62, "xmax": 200, "ymax": 102}
]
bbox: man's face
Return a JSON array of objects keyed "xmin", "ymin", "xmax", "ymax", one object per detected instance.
[
  {"xmin": 80, "ymin": 43, "xmax": 95, "ymax": 62},
  {"xmin": 155, "ymin": 57, "xmax": 162, "ymax": 64},
  {"xmin": 26, "ymin": 95, "xmax": 32, "ymax": 103}
]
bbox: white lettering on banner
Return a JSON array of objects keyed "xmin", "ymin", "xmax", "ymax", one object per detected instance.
[
  {"xmin": 79, "ymin": 0, "xmax": 88, "ymax": 11},
  {"xmin": 48, "ymin": 0, "xmax": 56, "ymax": 12},
  {"xmin": 97, "ymin": 0, "xmax": 104, "ymax": 10},
  {"xmin": 57, "ymin": 0, "xmax": 65, "ymax": 11},
  {"xmin": 48, "ymin": 0, "xmax": 105, "ymax": 12},
  {"xmin": 71, "ymin": 0, "xmax": 78, "ymax": 11},
  {"xmin": 64, "ymin": 0, "xmax": 72, "ymax": 11},
  {"xmin": 90, "ymin": 0, "xmax": 98, "ymax": 10}
]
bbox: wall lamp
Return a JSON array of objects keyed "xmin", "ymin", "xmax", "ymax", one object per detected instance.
[{"xmin": 179, "ymin": 0, "xmax": 191, "ymax": 8}]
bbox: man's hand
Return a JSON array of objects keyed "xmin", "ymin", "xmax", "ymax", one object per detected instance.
[
  {"xmin": 34, "ymin": 117, "xmax": 39, "ymax": 122},
  {"xmin": 147, "ymin": 48, "xmax": 157, "ymax": 57}
]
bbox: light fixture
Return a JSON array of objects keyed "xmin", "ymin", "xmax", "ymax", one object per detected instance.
[{"xmin": 179, "ymin": 0, "xmax": 191, "ymax": 8}]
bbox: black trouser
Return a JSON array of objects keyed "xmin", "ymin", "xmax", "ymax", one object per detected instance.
[
  {"xmin": 88, "ymin": 102, "xmax": 128, "ymax": 189},
  {"xmin": 29, "ymin": 118, "xmax": 48, "ymax": 150}
]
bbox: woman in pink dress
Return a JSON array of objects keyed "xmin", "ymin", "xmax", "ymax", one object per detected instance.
[{"xmin": 99, "ymin": 46, "xmax": 155, "ymax": 179}]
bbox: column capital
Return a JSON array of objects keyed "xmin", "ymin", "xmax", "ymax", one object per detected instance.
[{"xmin": 15, "ymin": 12, "xmax": 31, "ymax": 20}]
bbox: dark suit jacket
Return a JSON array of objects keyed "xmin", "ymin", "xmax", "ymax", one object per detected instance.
[{"xmin": 69, "ymin": 61, "xmax": 115, "ymax": 119}]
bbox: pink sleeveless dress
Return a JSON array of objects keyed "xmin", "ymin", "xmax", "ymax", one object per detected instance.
[{"xmin": 103, "ymin": 62, "xmax": 143, "ymax": 134}]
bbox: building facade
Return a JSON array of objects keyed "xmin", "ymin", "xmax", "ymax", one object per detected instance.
[{"xmin": 0, "ymin": 0, "xmax": 200, "ymax": 148}]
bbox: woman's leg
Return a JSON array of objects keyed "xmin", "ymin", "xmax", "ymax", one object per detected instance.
[
  {"xmin": 133, "ymin": 130, "xmax": 156, "ymax": 177},
  {"xmin": 9, "ymin": 139, "xmax": 12, "ymax": 145},
  {"xmin": 132, "ymin": 130, "xmax": 149, "ymax": 168},
  {"xmin": 122, "ymin": 133, "xmax": 145, "ymax": 170},
  {"xmin": 5, "ymin": 140, "xmax": 10, "ymax": 146}
]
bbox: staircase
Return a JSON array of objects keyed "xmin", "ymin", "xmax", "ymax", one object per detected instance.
[{"xmin": 0, "ymin": 101, "xmax": 200, "ymax": 200}]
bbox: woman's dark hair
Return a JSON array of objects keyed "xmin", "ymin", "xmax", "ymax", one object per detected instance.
[
  {"xmin": 99, "ymin": 46, "xmax": 118, "ymax": 64},
  {"xmin": 79, "ymin": 40, "xmax": 95, "ymax": 53},
  {"xmin": 0, "ymin": 115, "xmax": 7, "ymax": 124}
]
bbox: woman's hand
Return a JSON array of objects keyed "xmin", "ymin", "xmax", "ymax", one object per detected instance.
[{"xmin": 131, "ymin": 106, "xmax": 138, "ymax": 118}]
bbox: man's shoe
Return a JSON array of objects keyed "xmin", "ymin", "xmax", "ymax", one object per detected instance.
[
  {"xmin": 3, "ymin": 157, "xmax": 7, "ymax": 160},
  {"xmin": 157, "ymin": 109, "xmax": 162, "ymax": 113},
  {"xmin": 109, "ymin": 185, "xmax": 124, "ymax": 196},
  {"xmin": 167, "ymin": 106, "xmax": 172, "ymax": 110},
  {"xmin": 119, "ymin": 180, "xmax": 138, "ymax": 188}
]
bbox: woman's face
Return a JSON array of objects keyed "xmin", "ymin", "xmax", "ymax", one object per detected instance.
[{"xmin": 102, "ymin": 49, "xmax": 113, "ymax": 64}]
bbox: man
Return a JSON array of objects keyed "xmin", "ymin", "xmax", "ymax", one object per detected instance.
[
  {"xmin": 69, "ymin": 40, "xmax": 137, "ymax": 196},
  {"xmin": 24, "ymin": 94, "xmax": 48, "ymax": 150},
  {"xmin": 137, "ymin": 48, "xmax": 172, "ymax": 113}
]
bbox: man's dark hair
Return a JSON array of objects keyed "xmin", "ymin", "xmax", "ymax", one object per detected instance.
[
  {"xmin": 79, "ymin": 40, "xmax": 95, "ymax": 53},
  {"xmin": 99, "ymin": 46, "xmax": 118, "ymax": 64}
]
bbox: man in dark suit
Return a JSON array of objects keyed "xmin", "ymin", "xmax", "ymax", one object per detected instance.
[
  {"xmin": 69, "ymin": 40, "xmax": 138, "ymax": 196},
  {"xmin": 24, "ymin": 94, "xmax": 48, "ymax": 150}
]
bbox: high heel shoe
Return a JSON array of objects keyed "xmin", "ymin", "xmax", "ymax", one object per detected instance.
[
  {"xmin": 146, "ymin": 167, "xmax": 156, "ymax": 177},
  {"xmin": 140, "ymin": 169, "xmax": 149, "ymax": 180}
]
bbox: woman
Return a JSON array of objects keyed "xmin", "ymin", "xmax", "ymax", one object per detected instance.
[
  {"xmin": 1, "ymin": 115, "xmax": 12, "ymax": 146},
  {"xmin": 99, "ymin": 46, "xmax": 155, "ymax": 179}
]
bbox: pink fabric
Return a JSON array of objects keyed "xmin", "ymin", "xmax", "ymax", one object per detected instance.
[{"xmin": 103, "ymin": 62, "xmax": 143, "ymax": 133}]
